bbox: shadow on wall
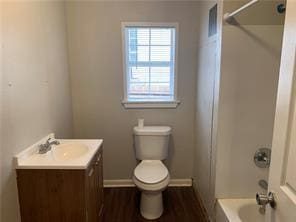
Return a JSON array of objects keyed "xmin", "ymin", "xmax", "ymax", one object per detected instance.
[
  {"xmin": 237, "ymin": 25, "xmax": 282, "ymax": 56},
  {"xmin": 164, "ymin": 135, "xmax": 175, "ymax": 174},
  {"xmin": 2, "ymin": 160, "xmax": 21, "ymax": 221}
]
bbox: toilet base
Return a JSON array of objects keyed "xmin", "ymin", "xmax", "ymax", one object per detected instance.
[{"xmin": 140, "ymin": 191, "xmax": 163, "ymax": 220}]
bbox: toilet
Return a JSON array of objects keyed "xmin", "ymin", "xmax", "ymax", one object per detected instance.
[{"xmin": 133, "ymin": 125, "xmax": 171, "ymax": 220}]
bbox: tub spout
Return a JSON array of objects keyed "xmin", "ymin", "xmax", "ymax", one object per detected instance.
[{"xmin": 259, "ymin": 205, "xmax": 266, "ymax": 214}]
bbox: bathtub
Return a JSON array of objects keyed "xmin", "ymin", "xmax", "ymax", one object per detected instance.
[{"xmin": 216, "ymin": 199, "xmax": 265, "ymax": 222}]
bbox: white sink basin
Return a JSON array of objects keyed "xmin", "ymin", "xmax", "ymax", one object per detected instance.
[
  {"xmin": 14, "ymin": 134, "xmax": 103, "ymax": 169},
  {"xmin": 53, "ymin": 142, "xmax": 89, "ymax": 161}
]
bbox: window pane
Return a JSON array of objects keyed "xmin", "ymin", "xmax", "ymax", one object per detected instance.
[
  {"xmin": 150, "ymin": 46, "xmax": 171, "ymax": 62},
  {"xmin": 128, "ymin": 28, "xmax": 137, "ymax": 45},
  {"xmin": 151, "ymin": 29, "xmax": 171, "ymax": 45},
  {"xmin": 125, "ymin": 26, "xmax": 176, "ymax": 102},
  {"xmin": 129, "ymin": 83, "xmax": 149, "ymax": 96},
  {"xmin": 129, "ymin": 53, "xmax": 136, "ymax": 62},
  {"xmin": 137, "ymin": 28, "xmax": 149, "ymax": 45},
  {"xmin": 150, "ymin": 83, "xmax": 171, "ymax": 95},
  {"xmin": 137, "ymin": 46, "xmax": 149, "ymax": 62},
  {"xmin": 150, "ymin": 67, "xmax": 170, "ymax": 83},
  {"xmin": 129, "ymin": 67, "xmax": 149, "ymax": 83}
]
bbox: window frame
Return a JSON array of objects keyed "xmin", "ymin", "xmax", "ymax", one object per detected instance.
[{"xmin": 121, "ymin": 22, "xmax": 180, "ymax": 109}]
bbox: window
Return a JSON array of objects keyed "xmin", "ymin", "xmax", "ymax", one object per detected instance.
[{"xmin": 122, "ymin": 23, "xmax": 179, "ymax": 108}]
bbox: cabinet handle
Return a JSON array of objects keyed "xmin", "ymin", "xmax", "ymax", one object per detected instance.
[
  {"xmin": 88, "ymin": 168, "xmax": 94, "ymax": 177},
  {"xmin": 95, "ymin": 154, "xmax": 101, "ymax": 165},
  {"xmin": 97, "ymin": 154, "xmax": 101, "ymax": 162}
]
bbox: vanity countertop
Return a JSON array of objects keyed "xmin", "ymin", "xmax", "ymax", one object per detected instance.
[{"xmin": 14, "ymin": 134, "xmax": 103, "ymax": 170}]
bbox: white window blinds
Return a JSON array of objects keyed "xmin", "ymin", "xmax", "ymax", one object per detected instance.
[{"xmin": 124, "ymin": 26, "xmax": 176, "ymax": 102}]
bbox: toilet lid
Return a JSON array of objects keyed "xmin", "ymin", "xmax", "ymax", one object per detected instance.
[{"xmin": 134, "ymin": 160, "xmax": 168, "ymax": 184}]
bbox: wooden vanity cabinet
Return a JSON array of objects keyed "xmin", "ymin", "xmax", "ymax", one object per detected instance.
[
  {"xmin": 86, "ymin": 149, "xmax": 104, "ymax": 222},
  {"xmin": 16, "ymin": 148, "xmax": 103, "ymax": 222}
]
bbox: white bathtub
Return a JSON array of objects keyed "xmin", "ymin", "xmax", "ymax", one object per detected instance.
[{"xmin": 216, "ymin": 199, "xmax": 265, "ymax": 222}]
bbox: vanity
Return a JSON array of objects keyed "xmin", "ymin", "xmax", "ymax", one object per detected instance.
[{"xmin": 15, "ymin": 135, "xmax": 104, "ymax": 222}]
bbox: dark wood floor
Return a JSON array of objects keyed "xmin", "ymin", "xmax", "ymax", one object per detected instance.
[{"xmin": 102, "ymin": 187, "xmax": 208, "ymax": 222}]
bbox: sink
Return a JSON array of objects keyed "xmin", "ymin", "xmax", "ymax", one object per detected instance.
[
  {"xmin": 14, "ymin": 134, "xmax": 103, "ymax": 169},
  {"xmin": 53, "ymin": 142, "xmax": 89, "ymax": 161}
]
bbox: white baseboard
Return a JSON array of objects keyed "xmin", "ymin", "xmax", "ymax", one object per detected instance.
[
  {"xmin": 104, "ymin": 178, "xmax": 192, "ymax": 188},
  {"xmin": 104, "ymin": 179, "xmax": 135, "ymax": 188},
  {"xmin": 168, "ymin": 179, "xmax": 193, "ymax": 187}
]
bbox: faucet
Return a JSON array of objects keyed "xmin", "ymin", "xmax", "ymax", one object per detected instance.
[
  {"xmin": 38, "ymin": 138, "xmax": 60, "ymax": 154},
  {"xmin": 256, "ymin": 192, "xmax": 276, "ymax": 214}
]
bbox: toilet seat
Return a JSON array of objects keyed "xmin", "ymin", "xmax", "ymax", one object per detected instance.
[
  {"xmin": 134, "ymin": 160, "xmax": 168, "ymax": 184},
  {"xmin": 133, "ymin": 174, "xmax": 170, "ymax": 192}
]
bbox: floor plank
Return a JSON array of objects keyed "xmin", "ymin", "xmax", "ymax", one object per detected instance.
[{"xmin": 102, "ymin": 187, "xmax": 208, "ymax": 222}]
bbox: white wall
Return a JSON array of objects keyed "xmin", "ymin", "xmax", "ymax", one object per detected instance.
[
  {"xmin": 0, "ymin": 2, "xmax": 3, "ymax": 221},
  {"xmin": 194, "ymin": 1, "xmax": 284, "ymax": 219},
  {"xmin": 65, "ymin": 1, "xmax": 200, "ymax": 180},
  {"xmin": 1, "ymin": 2, "xmax": 73, "ymax": 221},
  {"xmin": 215, "ymin": 0, "xmax": 284, "ymax": 198},
  {"xmin": 193, "ymin": 0, "xmax": 223, "ymax": 218}
]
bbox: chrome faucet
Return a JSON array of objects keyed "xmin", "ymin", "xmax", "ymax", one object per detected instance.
[
  {"xmin": 38, "ymin": 138, "xmax": 60, "ymax": 154},
  {"xmin": 256, "ymin": 192, "xmax": 276, "ymax": 214}
]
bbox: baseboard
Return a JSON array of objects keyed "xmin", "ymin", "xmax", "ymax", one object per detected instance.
[
  {"xmin": 104, "ymin": 179, "xmax": 135, "ymax": 188},
  {"xmin": 168, "ymin": 179, "xmax": 193, "ymax": 187},
  {"xmin": 104, "ymin": 178, "xmax": 192, "ymax": 188}
]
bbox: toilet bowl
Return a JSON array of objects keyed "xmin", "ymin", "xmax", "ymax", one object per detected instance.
[
  {"xmin": 133, "ymin": 160, "xmax": 170, "ymax": 220},
  {"xmin": 133, "ymin": 125, "xmax": 171, "ymax": 220}
]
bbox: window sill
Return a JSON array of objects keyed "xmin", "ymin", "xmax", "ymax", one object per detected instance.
[{"xmin": 122, "ymin": 100, "xmax": 181, "ymax": 109}]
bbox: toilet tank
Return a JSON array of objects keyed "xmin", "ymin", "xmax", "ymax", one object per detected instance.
[{"xmin": 133, "ymin": 126, "xmax": 171, "ymax": 160}]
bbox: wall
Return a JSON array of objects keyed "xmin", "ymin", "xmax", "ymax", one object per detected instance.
[
  {"xmin": 65, "ymin": 1, "xmax": 200, "ymax": 180},
  {"xmin": 194, "ymin": 1, "xmax": 284, "ymax": 219},
  {"xmin": 215, "ymin": 0, "xmax": 284, "ymax": 198},
  {"xmin": 0, "ymin": 2, "xmax": 3, "ymax": 221},
  {"xmin": 1, "ymin": 2, "xmax": 73, "ymax": 222},
  {"xmin": 193, "ymin": 0, "xmax": 223, "ymax": 218}
]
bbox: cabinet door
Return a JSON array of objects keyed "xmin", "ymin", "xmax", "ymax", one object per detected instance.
[
  {"xmin": 95, "ymin": 151, "xmax": 104, "ymax": 219},
  {"xmin": 87, "ymin": 164, "xmax": 98, "ymax": 222}
]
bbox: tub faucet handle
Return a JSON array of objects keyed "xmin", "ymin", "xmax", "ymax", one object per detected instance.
[{"xmin": 256, "ymin": 192, "xmax": 276, "ymax": 209}]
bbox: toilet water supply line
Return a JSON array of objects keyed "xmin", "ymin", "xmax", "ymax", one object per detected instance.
[{"xmin": 138, "ymin": 119, "xmax": 144, "ymax": 128}]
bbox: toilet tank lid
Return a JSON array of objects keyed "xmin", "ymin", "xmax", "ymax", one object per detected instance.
[{"xmin": 133, "ymin": 126, "xmax": 172, "ymax": 136}]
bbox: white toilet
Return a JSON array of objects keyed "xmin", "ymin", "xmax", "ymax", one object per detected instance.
[{"xmin": 133, "ymin": 125, "xmax": 171, "ymax": 220}]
